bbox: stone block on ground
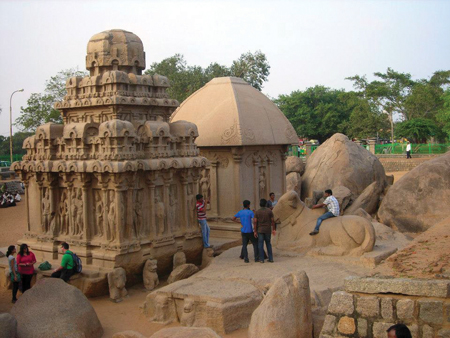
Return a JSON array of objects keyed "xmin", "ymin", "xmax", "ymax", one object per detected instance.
[
  {"xmin": 173, "ymin": 251, "xmax": 186, "ymax": 270},
  {"xmin": 150, "ymin": 327, "xmax": 221, "ymax": 338},
  {"xmin": 248, "ymin": 271, "xmax": 312, "ymax": 338},
  {"xmin": 10, "ymin": 278, "xmax": 103, "ymax": 338},
  {"xmin": 168, "ymin": 263, "xmax": 199, "ymax": 284},
  {"xmin": 327, "ymin": 291, "xmax": 354, "ymax": 316},
  {"xmin": 0, "ymin": 313, "xmax": 17, "ymax": 338}
]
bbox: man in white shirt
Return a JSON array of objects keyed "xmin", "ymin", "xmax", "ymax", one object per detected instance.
[
  {"xmin": 310, "ymin": 189, "xmax": 340, "ymax": 235},
  {"xmin": 406, "ymin": 142, "xmax": 412, "ymax": 159}
]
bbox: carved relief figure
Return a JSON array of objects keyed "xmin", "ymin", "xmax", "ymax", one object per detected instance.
[
  {"xmin": 199, "ymin": 169, "xmax": 210, "ymax": 209},
  {"xmin": 70, "ymin": 189, "xmax": 78, "ymax": 235},
  {"xmin": 259, "ymin": 168, "xmax": 266, "ymax": 200},
  {"xmin": 152, "ymin": 294, "xmax": 176, "ymax": 324},
  {"xmin": 42, "ymin": 189, "xmax": 51, "ymax": 233},
  {"xmin": 75, "ymin": 188, "xmax": 84, "ymax": 236},
  {"xmin": 180, "ymin": 298, "xmax": 196, "ymax": 327},
  {"xmin": 107, "ymin": 267, "xmax": 127, "ymax": 303},
  {"xmin": 187, "ymin": 185, "xmax": 196, "ymax": 228},
  {"xmin": 168, "ymin": 185, "xmax": 178, "ymax": 233},
  {"xmin": 59, "ymin": 191, "xmax": 69, "ymax": 235},
  {"xmin": 94, "ymin": 191, "xmax": 104, "ymax": 237},
  {"xmin": 107, "ymin": 191, "xmax": 116, "ymax": 242},
  {"xmin": 143, "ymin": 259, "xmax": 159, "ymax": 291},
  {"xmin": 133, "ymin": 190, "xmax": 143, "ymax": 238},
  {"xmin": 155, "ymin": 192, "xmax": 166, "ymax": 237}
]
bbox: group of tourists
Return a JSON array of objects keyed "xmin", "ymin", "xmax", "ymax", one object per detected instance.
[
  {"xmin": 0, "ymin": 191, "xmax": 21, "ymax": 208},
  {"xmin": 6, "ymin": 242, "xmax": 79, "ymax": 303}
]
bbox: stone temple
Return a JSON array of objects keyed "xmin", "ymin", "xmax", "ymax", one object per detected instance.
[
  {"xmin": 12, "ymin": 29, "xmax": 207, "ymax": 286},
  {"xmin": 171, "ymin": 77, "xmax": 298, "ymax": 223}
]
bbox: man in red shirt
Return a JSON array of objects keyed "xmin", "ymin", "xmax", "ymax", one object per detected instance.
[{"xmin": 196, "ymin": 194, "xmax": 211, "ymax": 248}]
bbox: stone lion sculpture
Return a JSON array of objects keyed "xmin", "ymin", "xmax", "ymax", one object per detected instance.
[
  {"xmin": 108, "ymin": 267, "xmax": 128, "ymax": 302},
  {"xmin": 272, "ymin": 191, "xmax": 376, "ymax": 256},
  {"xmin": 143, "ymin": 259, "xmax": 159, "ymax": 291}
]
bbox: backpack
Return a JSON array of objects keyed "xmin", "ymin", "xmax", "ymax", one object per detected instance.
[{"xmin": 70, "ymin": 253, "xmax": 82, "ymax": 273}]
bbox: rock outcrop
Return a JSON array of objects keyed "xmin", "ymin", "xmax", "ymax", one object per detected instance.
[
  {"xmin": 10, "ymin": 278, "xmax": 103, "ymax": 338},
  {"xmin": 286, "ymin": 172, "xmax": 302, "ymax": 196},
  {"xmin": 345, "ymin": 181, "xmax": 384, "ymax": 215},
  {"xmin": 0, "ymin": 313, "xmax": 17, "ymax": 338},
  {"xmin": 286, "ymin": 156, "xmax": 305, "ymax": 175},
  {"xmin": 167, "ymin": 264, "xmax": 199, "ymax": 284},
  {"xmin": 301, "ymin": 134, "xmax": 387, "ymax": 202},
  {"xmin": 113, "ymin": 331, "xmax": 147, "ymax": 338},
  {"xmin": 378, "ymin": 152, "xmax": 450, "ymax": 232},
  {"xmin": 248, "ymin": 271, "xmax": 312, "ymax": 338}
]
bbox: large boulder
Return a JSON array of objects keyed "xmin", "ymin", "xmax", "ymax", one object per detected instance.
[
  {"xmin": 331, "ymin": 185, "xmax": 353, "ymax": 214},
  {"xmin": 301, "ymin": 133, "xmax": 387, "ymax": 200},
  {"xmin": 345, "ymin": 181, "xmax": 384, "ymax": 215},
  {"xmin": 286, "ymin": 156, "xmax": 305, "ymax": 175},
  {"xmin": 377, "ymin": 152, "xmax": 450, "ymax": 233},
  {"xmin": 10, "ymin": 278, "xmax": 103, "ymax": 338},
  {"xmin": 150, "ymin": 327, "xmax": 221, "ymax": 338},
  {"xmin": 0, "ymin": 313, "xmax": 17, "ymax": 338},
  {"xmin": 167, "ymin": 263, "xmax": 199, "ymax": 284},
  {"xmin": 286, "ymin": 172, "xmax": 302, "ymax": 196},
  {"xmin": 113, "ymin": 331, "xmax": 147, "ymax": 338},
  {"xmin": 248, "ymin": 271, "xmax": 312, "ymax": 338}
]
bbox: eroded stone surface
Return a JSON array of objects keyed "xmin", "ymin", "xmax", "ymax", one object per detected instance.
[
  {"xmin": 248, "ymin": 271, "xmax": 312, "ymax": 338},
  {"xmin": 286, "ymin": 156, "xmax": 305, "ymax": 175},
  {"xmin": 328, "ymin": 291, "xmax": 354, "ymax": 316},
  {"xmin": 143, "ymin": 259, "xmax": 159, "ymax": 291},
  {"xmin": 173, "ymin": 252, "xmax": 187, "ymax": 270},
  {"xmin": 112, "ymin": 331, "xmax": 147, "ymax": 338},
  {"xmin": 337, "ymin": 316, "xmax": 355, "ymax": 335},
  {"xmin": 286, "ymin": 172, "xmax": 302, "ymax": 196},
  {"xmin": 150, "ymin": 327, "xmax": 222, "ymax": 338},
  {"xmin": 419, "ymin": 300, "xmax": 443, "ymax": 325},
  {"xmin": 396, "ymin": 299, "xmax": 415, "ymax": 320},
  {"xmin": 356, "ymin": 296, "xmax": 379, "ymax": 317},
  {"xmin": 0, "ymin": 313, "xmax": 17, "ymax": 338},
  {"xmin": 108, "ymin": 267, "xmax": 128, "ymax": 302},
  {"xmin": 167, "ymin": 263, "xmax": 199, "ymax": 284}
]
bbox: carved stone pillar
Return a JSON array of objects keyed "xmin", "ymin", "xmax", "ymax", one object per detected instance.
[
  {"xmin": 267, "ymin": 158, "xmax": 273, "ymax": 196},
  {"xmin": 253, "ymin": 157, "xmax": 260, "ymax": 207},
  {"xmin": 145, "ymin": 172, "xmax": 157, "ymax": 241},
  {"xmin": 162, "ymin": 171, "xmax": 173, "ymax": 237},
  {"xmin": 209, "ymin": 161, "xmax": 219, "ymax": 217},
  {"xmin": 231, "ymin": 148, "xmax": 244, "ymax": 213},
  {"xmin": 81, "ymin": 174, "xmax": 91, "ymax": 241},
  {"xmin": 180, "ymin": 170, "xmax": 189, "ymax": 234}
]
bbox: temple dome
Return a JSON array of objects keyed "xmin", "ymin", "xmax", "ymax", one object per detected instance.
[
  {"xmin": 86, "ymin": 29, "xmax": 145, "ymax": 75},
  {"xmin": 170, "ymin": 77, "xmax": 298, "ymax": 147}
]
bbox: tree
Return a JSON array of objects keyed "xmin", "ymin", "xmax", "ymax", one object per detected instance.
[
  {"xmin": 16, "ymin": 68, "xmax": 87, "ymax": 132},
  {"xmin": 274, "ymin": 86, "xmax": 352, "ymax": 142},
  {"xmin": 437, "ymin": 88, "xmax": 450, "ymax": 139},
  {"xmin": 0, "ymin": 131, "xmax": 34, "ymax": 156},
  {"xmin": 145, "ymin": 51, "xmax": 270, "ymax": 103},
  {"xmin": 395, "ymin": 118, "xmax": 439, "ymax": 143}
]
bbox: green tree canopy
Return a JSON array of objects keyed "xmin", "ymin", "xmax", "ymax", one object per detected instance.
[
  {"xmin": 437, "ymin": 88, "xmax": 450, "ymax": 138},
  {"xmin": 0, "ymin": 131, "xmax": 34, "ymax": 156},
  {"xmin": 145, "ymin": 51, "xmax": 270, "ymax": 103},
  {"xmin": 16, "ymin": 68, "xmax": 87, "ymax": 132},
  {"xmin": 395, "ymin": 118, "xmax": 440, "ymax": 143}
]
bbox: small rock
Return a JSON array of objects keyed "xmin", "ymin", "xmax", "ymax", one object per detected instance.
[{"xmin": 168, "ymin": 264, "xmax": 199, "ymax": 284}]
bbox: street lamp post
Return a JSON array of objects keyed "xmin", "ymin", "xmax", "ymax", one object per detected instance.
[{"xmin": 10, "ymin": 89, "xmax": 24, "ymax": 164}]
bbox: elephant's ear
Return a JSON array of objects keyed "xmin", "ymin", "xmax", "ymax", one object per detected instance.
[{"xmin": 288, "ymin": 194, "xmax": 298, "ymax": 209}]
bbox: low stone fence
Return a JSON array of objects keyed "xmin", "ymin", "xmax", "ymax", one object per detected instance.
[
  {"xmin": 377, "ymin": 157, "xmax": 436, "ymax": 172},
  {"xmin": 320, "ymin": 277, "xmax": 450, "ymax": 338}
]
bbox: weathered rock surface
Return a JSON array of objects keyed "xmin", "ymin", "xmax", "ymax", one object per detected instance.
[
  {"xmin": 286, "ymin": 172, "xmax": 302, "ymax": 196},
  {"xmin": 248, "ymin": 271, "xmax": 312, "ymax": 338},
  {"xmin": 201, "ymin": 247, "xmax": 214, "ymax": 269},
  {"xmin": 286, "ymin": 156, "xmax": 305, "ymax": 175},
  {"xmin": 173, "ymin": 251, "xmax": 187, "ymax": 270},
  {"xmin": 167, "ymin": 263, "xmax": 199, "ymax": 284},
  {"xmin": 378, "ymin": 152, "xmax": 450, "ymax": 233},
  {"xmin": 150, "ymin": 327, "xmax": 221, "ymax": 338},
  {"xmin": 301, "ymin": 133, "xmax": 387, "ymax": 200},
  {"xmin": 10, "ymin": 278, "xmax": 103, "ymax": 338},
  {"xmin": 331, "ymin": 185, "xmax": 353, "ymax": 214},
  {"xmin": 0, "ymin": 313, "xmax": 17, "ymax": 338},
  {"xmin": 345, "ymin": 181, "xmax": 384, "ymax": 215},
  {"xmin": 143, "ymin": 259, "xmax": 159, "ymax": 291},
  {"xmin": 112, "ymin": 331, "xmax": 147, "ymax": 338}
]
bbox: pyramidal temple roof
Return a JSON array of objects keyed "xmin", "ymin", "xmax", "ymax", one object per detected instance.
[{"xmin": 170, "ymin": 77, "xmax": 298, "ymax": 147}]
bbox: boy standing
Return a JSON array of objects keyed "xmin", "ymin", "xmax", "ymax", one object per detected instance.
[
  {"xmin": 253, "ymin": 199, "xmax": 275, "ymax": 263},
  {"xmin": 233, "ymin": 200, "xmax": 258, "ymax": 263}
]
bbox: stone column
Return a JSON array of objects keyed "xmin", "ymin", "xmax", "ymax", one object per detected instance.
[
  {"xmin": 232, "ymin": 148, "xmax": 244, "ymax": 213},
  {"xmin": 145, "ymin": 172, "xmax": 156, "ymax": 241},
  {"xmin": 368, "ymin": 138, "xmax": 377, "ymax": 154},
  {"xmin": 209, "ymin": 161, "xmax": 219, "ymax": 216},
  {"xmin": 162, "ymin": 171, "xmax": 172, "ymax": 236},
  {"xmin": 23, "ymin": 178, "xmax": 31, "ymax": 232},
  {"xmin": 253, "ymin": 158, "xmax": 260, "ymax": 207},
  {"xmin": 180, "ymin": 171, "xmax": 189, "ymax": 234},
  {"xmin": 267, "ymin": 158, "xmax": 273, "ymax": 196}
]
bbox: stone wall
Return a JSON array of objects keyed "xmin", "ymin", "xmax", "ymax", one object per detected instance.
[
  {"xmin": 321, "ymin": 277, "xmax": 450, "ymax": 338},
  {"xmin": 377, "ymin": 157, "xmax": 435, "ymax": 172}
]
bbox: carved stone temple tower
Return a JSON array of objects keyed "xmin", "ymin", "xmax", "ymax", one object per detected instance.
[{"xmin": 12, "ymin": 29, "xmax": 207, "ymax": 284}]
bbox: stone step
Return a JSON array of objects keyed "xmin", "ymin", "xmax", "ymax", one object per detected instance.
[{"xmin": 209, "ymin": 222, "xmax": 242, "ymax": 239}]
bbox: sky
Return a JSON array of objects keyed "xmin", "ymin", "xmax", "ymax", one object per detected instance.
[{"xmin": 0, "ymin": 0, "xmax": 449, "ymax": 136}]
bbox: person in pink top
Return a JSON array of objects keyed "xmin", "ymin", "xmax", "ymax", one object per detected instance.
[{"xmin": 16, "ymin": 243, "xmax": 36, "ymax": 293}]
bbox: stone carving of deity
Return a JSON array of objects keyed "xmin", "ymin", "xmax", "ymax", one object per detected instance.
[
  {"xmin": 155, "ymin": 193, "xmax": 166, "ymax": 237},
  {"xmin": 168, "ymin": 187, "xmax": 178, "ymax": 233},
  {"xmin": 107, "ymin": 191, "xmax": 116, "ymax": 242},
  {"xmin": 259, "ymin": 168, "xmax": 266, "ymax": 200},
  {"xmin": 199, "ymin": 169, "xmax": 210, "ymax": 209},
  {"xmin": 59, "ymin": 191, "xmax": 69, "ymax": 235},
  {"xmin": 180, "ymin": 298, "xmax": 196, "ymax": 327},
  {"xmin": 94, "ymin": 191, "xmax": 104, "ymax": 237},
  {"xmin": 133, "ymin": 190, "xmax": 143, "ymax": 239},
  {"xmin": 42, "ymin": 189, "xmax": 51, "ymax": 233},
  {"xmin": 75, "ymin": 188, "xmax": 83, "ymax": 236}
]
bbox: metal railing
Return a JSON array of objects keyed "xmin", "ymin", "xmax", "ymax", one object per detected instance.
[{"xmin": 375, "ymin": 143, "xmax": 450, "ymax": 155}]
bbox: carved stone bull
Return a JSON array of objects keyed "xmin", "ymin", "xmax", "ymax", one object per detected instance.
[{"xmin": 272, "ymin": 191, "xmax": 375, "ymax": 256}]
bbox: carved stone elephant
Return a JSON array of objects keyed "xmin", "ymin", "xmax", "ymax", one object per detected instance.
[{"xmin": 272, "ymin": 191, "xmax": 376, "ymax": 256}]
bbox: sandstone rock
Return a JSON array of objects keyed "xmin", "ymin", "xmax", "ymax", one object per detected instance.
[
  {"xmin": 327, "ymin": 291, "xmax": 354, "ymax": 316},
  {"xmin": 248, "ymin": 271, "xmax": 312, "ymax": 338},
  {"xmin": 396, "ymin": 299, "xmax": 415, "ymax": 320},
  {"xmin": 150, "ymin": 327, "xmax": 221, "ymax": 338},
  {"xmin": 286, "ymin": 172, "xmax": 301, "ymax": 196},
  {"xmin": 345, "ymin": 181, "xmax": 383, "ymax": 215},
  {"xmin": 0, "ymin": 313, "xmax": 17, "ymax": 338},
  {"xmin": 10, "ymin": 278, "xmax": 103, "ymax": 338},
  {"xmin": 201, "ymin": 247, "xmax": 214, "ymax": 269},
  {"xmin": 356, "ymin": 296, "xmax": 379, "ymax": 317},
  {"xmin": 337, "ymin": 316, "xmax": 356, "ymax": 335},
  {"xmin": 286, "ymin": 156, "xmax": 305, "ymax": 175},
  {"xmin": 167, "ymin": 263, "xmax": 199, "ymax": 284},
  {"xmin": 378, "ymin": 152, "xmax": 450, "ymax": 232},
  {"xmin": 301, "ymin": 133, "xmax": 387, "ymax": 200},
  {"xmin": 143, "ymin": 259, "xmax": 159, "ymax": 291},
  {"xmin": 0, "ymin": 251, "xmax": 5, "ymax": 258},
  {"xmin": 419, "ymin": 300, "xmax": 443, "ymax": 325},
  {"xmin": 331, "ymin": 185, "xmax": 353, "ymax": 214},
  {"xmin": 112, "ymin": 331, "xmax": 147, "ymax": 338},
  {"xmin": 108, "ymin": 267, "xmax": 128, "ymax": 302},
  {"xmin": 348, "ymin": 208, "xmax": 373, "ymax": 221},
  {"xmin": 373, "ymin": 322, "xmax": 395, "ymax": 338},
  {"xmin": 173, "ymin": 251, "xmax": 186, "ymax": 270}
]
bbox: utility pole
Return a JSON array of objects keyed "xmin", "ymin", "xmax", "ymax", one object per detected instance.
[{"xmin": 9, "ymin": 89, "xmax": 24, "ymax": 164}]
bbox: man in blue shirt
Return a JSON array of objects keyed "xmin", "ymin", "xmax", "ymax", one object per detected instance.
[{"xmin": 233, "ymin": 200, "xmax": 258, "ymax": 263}]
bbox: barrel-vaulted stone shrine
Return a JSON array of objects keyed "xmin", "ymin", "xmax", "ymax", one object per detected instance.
[
  {"xmin": 171, "ymin": 77, "xmax": 298, "ymax": 223},
  {"xmin": 11, "ymin": 29, "xmax": 207, "ymax": 286}
]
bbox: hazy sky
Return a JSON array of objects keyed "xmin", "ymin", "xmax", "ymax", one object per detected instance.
[{"xmin": 0, "ymin": 0, "xmax": 449, "ymax": 136}]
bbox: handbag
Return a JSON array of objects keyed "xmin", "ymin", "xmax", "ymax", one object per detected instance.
[{"xmin": 38, "ymin": 261, "xmax": 52, "ymax": 271}]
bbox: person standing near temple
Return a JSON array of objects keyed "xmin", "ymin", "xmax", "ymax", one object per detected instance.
[
  {"xmin": 16, "ymin": 243, "xmax": 36, "ymax": 293},
  {"xmin": 233, "ymin": 200, "xmax": 258, "ymax": 263},
  {"xmin": 196, "ymin": 194, "xmax": 211, "ymax": 248},
  {"xmin": 406, "ymin": 142, "xmax": 412, "ymax": 159},
  {"xmin": 266, "ymin": 192, "xmax": 277, "ymax": 210},
  {"xmin": 253, "ymin": 199, "xmax": 275, "ymax": 263}
]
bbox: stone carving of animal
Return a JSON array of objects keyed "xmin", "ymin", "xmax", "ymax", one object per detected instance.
[
  {"xmin": 272, "ymin": 191, "xmax": 376, "ymax": 256},
  {"xmin": 108, "ymin": 267, "xmax": 128, "ymax": 302}
]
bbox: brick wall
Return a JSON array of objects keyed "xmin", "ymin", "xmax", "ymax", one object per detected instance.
[{"xmin": 321, "ymin": 277, "xmax": 450, "ymax": 338}]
